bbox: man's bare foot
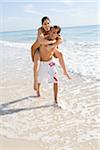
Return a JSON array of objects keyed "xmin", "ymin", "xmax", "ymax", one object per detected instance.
[
  {"xmin": 34, "ymin": 80, "xmax": 38, "ymax": 90},
  {"xmin": 54, "ymin": 102, "xmax": 58, "ymax": 107},
  {"xmin": 37, "ymin": 91, "xmax": 40, "ymax": 97}
]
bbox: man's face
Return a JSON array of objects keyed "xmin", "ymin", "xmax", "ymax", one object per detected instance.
[
  {"xmin": 42, "ymin": 19, "xmax": 51, "ymax": 31},
  {"xmin": 50, "ymin": 28, "xmax": 59, "ymax": 40}
]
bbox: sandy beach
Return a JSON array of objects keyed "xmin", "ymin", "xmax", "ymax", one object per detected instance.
[
  {"xmin": 0, "ymin": 137, "xmax": 44, "ymax": 150},
  {"xmin": 0, "ymin": 137, "xmax": 99, "ymax": 150},
  {"xmin": 0, "ymin": 45, "xmax": 99, "ymax": 150}
]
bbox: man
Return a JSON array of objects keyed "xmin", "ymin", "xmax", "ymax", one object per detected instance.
[
  {"xmin": 31, "ymin": 16, "xmax": 71, "ymax": 91},
  {"xmin": 34, "ymin": 25, "xmax": 71, "ymax": 105}
]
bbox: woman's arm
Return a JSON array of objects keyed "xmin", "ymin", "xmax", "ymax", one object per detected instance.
[
  {"xmin": 46, "ymin": 40, "xmax": 60, "ymax": 50},
  {"xmin": 37, "ymin": 28, "xmax": 56, "ymax": 45},
  {"xmin": 39, "ymin": 37, "xmax": 56, "ymax": 45}
]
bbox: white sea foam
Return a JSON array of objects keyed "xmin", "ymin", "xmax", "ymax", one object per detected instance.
[
  {"xmin": 62, "ymin": 40, "xmax": 100, "ymax": 80},
  {"xmin": 0, "ymin": 40, "xmax": 31, "ymax": 50},
  {"xmin": 0, "ymin": 34, "xmax": 100, "ymax": 80}
]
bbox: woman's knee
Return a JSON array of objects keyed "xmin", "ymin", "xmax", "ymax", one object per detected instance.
[
  {"xmin": 57, "ymin": 51, "xmax": 63, "ymax": 59},
  {"xmin": 59, "ymin": 51, "xmax": 63, "ymax": 56}
]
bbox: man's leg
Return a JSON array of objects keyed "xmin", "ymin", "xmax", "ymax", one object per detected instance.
[
  {"xmin": 37, "ymin": 83, "xmax": 40, "ymax": 97},
  {"xmin": 53, "ymin": 83, "xmax": 58, "ymax": 104},
  {"xmin": 34, "ymin": 51, "xmax": 40, "ymax": 90}
]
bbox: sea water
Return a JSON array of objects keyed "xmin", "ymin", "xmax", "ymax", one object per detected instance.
[{"xmin": 0, "ymin": 25, "xmax": 100, "ymax": 80}]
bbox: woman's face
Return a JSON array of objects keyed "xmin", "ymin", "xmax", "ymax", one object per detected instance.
[{"xmin": 42, "ymin": 19, "xmax": 51, "ymax": 31}]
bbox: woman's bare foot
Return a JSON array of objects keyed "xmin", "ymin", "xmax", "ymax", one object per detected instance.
[
  {"xmin": 64, "ymin": 72, "xmax": 72, "ymax": 80},
  {"xmin": 67, "ymin": 74, "xmax": 72, "ymax": 80}
]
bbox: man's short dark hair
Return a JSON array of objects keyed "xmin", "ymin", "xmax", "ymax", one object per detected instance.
[
  {"xmin": 41, "ymin": 16, "xmax": 50, "ymax": 24},
  {"xmin": 52, "ymin": 25, "xmax": 61, "ymax": 34}
]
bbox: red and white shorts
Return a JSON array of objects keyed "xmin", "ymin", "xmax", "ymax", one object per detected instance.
[{"xmin": 38, "ymin": 59, "xmax": 58, "ymax": 84}]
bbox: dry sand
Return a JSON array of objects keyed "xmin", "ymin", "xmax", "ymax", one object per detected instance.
[{"xmin": 0, "ymin": 137, "xmax": 99, "ymax": 150}]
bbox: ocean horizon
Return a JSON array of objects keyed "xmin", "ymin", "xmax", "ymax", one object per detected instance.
[{"xmin": 0, "ymin": 24, "xmax": 98, "ymax": 33}]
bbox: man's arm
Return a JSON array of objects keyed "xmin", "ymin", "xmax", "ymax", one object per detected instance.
[
  {"xmin": 46, "ymin": 39, "xmax": 62, "ymax": 49},
  {"xmin": 38, "ymin": 34, "xmax": 63, "ymax": 45},
  {"xmin": 46, "ymin": 35, "xmax": 63, "ymax": 48},
  {"xmin": 39, "ymin": 37, "xmax": 56, "ymax": 45},
  {"xmin": 45, "ymin": 36, "xmax": 63, "ymax": 55}
]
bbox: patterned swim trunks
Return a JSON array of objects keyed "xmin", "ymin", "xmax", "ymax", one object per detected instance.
[{"xmin": 38, "ymin": 59, "xmax": 58, "ymax": 84}]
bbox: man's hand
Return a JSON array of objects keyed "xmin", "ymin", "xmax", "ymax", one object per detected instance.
[{"xmin": 56, "ymin": 35, "xmax": 63, "ymax": 44}]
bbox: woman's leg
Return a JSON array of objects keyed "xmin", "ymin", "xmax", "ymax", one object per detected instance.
[
  {"xmin": 54, "ymin": 50, "xmax": 68, "ymax": 75},
  {"xmin": 54, "ymin": 50, "xmax": 72, "ymax": 79},
  {"xmin": 34, "ymin": 50, "xmax": 40, "ymax": 90},
  {"xmin": 31, "ymin": 40, "xmax": 40, "ymax": 62}
]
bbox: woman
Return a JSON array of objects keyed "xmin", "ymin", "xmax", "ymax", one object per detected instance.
[{"xmin": 31, "ymin": 16, "xmax": 71, "ymax": 92}]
